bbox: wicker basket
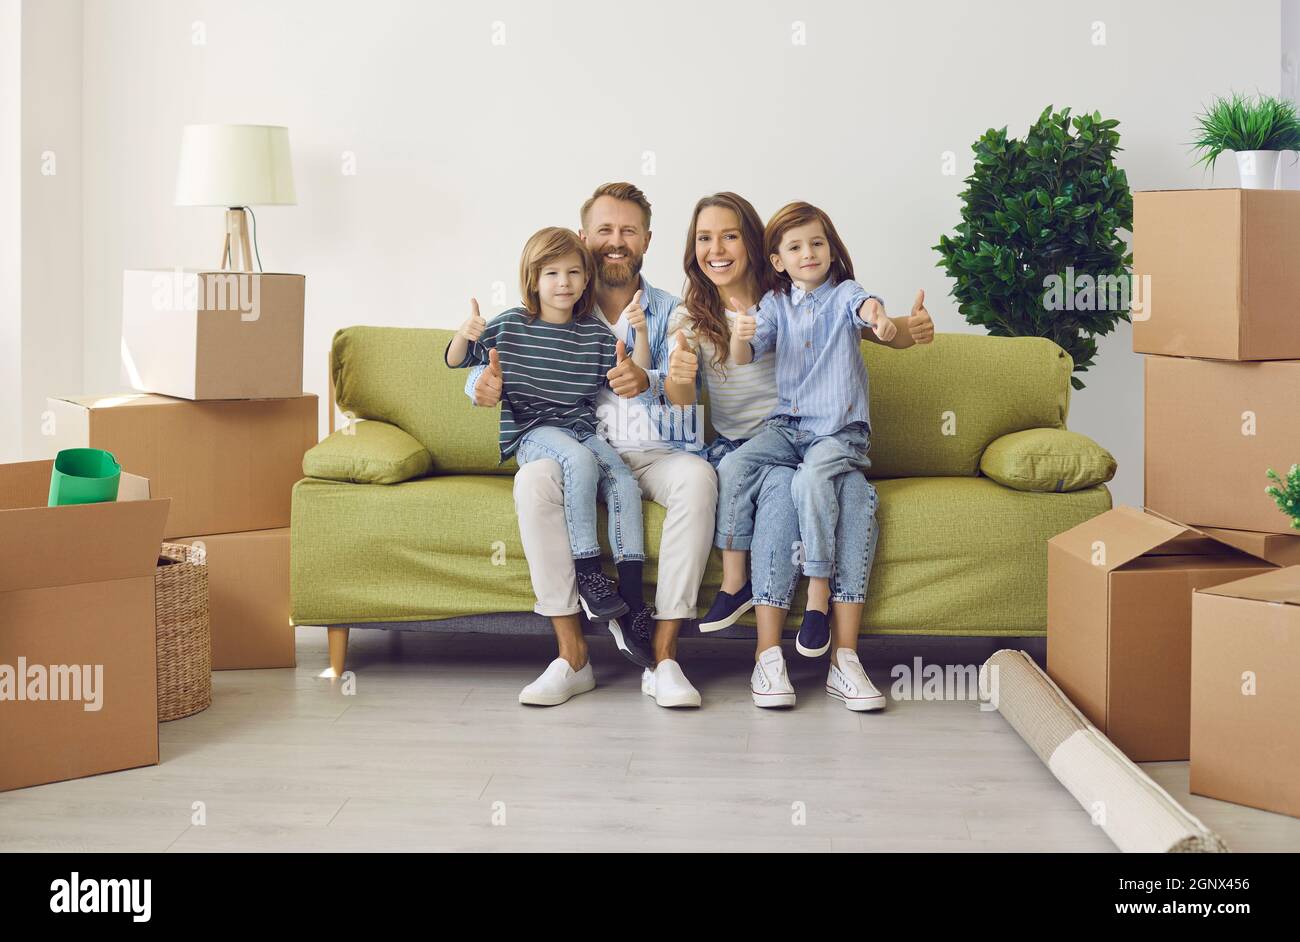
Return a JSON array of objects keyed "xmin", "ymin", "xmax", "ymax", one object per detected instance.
[{"xmin": 155, "ymin": 542, "xmax": 212, "ymax": 722}]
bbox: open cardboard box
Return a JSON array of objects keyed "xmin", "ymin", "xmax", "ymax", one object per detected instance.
[
  {"xmin": 121, "ymin": 269, "xmax": 305, "ymax": 400},
  {"xmin": 1192, "ymin": 566, "xmax": 1300, "ymax": 818},
  {"xmin": 1047, "ymin": 505, "xmax": 1279, "ymax": 762},
  {"xmin": 44, "ymin": 392, "xmax": 318, "ymax": 539},
  {"xmin": 0, "ymin": 460, "xmax": 170, "ymax": 792},
  {"xmin": 1132, "ymin": 189, "xmax": 1300, "ymax": 360}
]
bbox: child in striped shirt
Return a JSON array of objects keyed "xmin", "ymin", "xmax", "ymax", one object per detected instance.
[{"xmin": 444, "ymin": 227, "xmax": 653, "ymax": 668}]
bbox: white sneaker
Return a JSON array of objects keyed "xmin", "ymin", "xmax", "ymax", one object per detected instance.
[
  {"xmin": 518, "ymin": 657, "xmax": 595, "ymax": 706},
  {"xmin": 751, "ymin": 645, "xmax": 796, "ymax": 708},
  {"xmin": 641, "ymin": 659, "xmax": 702, "ymax": 708},
  {"xmin": 826, "ymin": 648, "xmax": 886, "ymax": 712}
]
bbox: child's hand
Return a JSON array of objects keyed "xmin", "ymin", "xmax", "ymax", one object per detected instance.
[
  {"xmin": 607, "ymin": 340, "xmax": 649, "ymax": 398},
  {"xmin": 459, "ymin": 298, "xmax": 487, "ymax": 342},
  {"xmin": 668, "ymin": 331, "xmax": 698, "ymax": 387},
  {"xmin": 862, "ymin": 298, "xmax": 897, "ymax": 342},
  {"xmin": 731, "ymin": 298, "xmax": 757, "ymax": 342},
  {"xmin": 473, "ymin": 348, "xmax": 503, "ymax": 407},
  {"xmin": 907, "ymin": 289, "xmax": 935, "ymax": 344},
  {"xmin": 622, "ymin": 290, "xmax": 646, "ymax": 332}
]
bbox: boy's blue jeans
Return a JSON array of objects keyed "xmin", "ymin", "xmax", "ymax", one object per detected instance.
[
  {"xmin": 715, "ymin": 415, "xmax": 871, "ymax": 579},
  {"xmin": 516, "ymin": 425, "xmax": 645, "ymax": 563}
]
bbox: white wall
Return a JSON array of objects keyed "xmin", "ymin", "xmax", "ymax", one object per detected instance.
[
  {"xmin": 0, "ymin": 0, "xmax": 21, "ymax": 462},
  {"xmin": 19, "ymin": 0, "xmax": 83, "ymax": 460},
  {"xmin": 63, "ymin": 0, "xmax": 1284, "ymax": 506}
]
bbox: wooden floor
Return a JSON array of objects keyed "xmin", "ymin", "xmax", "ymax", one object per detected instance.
[{"xmin": 3, "ymin": 628, "xmax": 1297, "ymax": 853}]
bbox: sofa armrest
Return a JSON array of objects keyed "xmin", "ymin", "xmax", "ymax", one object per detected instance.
[
  {"xmin": 303, "ymin": 420, "xmax": 432, "ymax": 484},
  {"xmin": 980, "ymin": 428, "xmax": 1116, "ymax": 493}
]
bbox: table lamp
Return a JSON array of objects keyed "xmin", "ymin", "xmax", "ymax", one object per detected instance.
[{"xmin": 174, "ymin": 124, "xmax": 297, "ymax": 272}]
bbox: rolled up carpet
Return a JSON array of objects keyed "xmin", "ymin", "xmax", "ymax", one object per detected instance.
[{"xmin": 979, "ymin": 649, "xmax": 1228, "ymax": 853}]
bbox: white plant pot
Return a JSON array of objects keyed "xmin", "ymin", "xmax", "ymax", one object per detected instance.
[{"xmin": 1235, "ymin": 150, "xmax": 1281, "ymax": 189}]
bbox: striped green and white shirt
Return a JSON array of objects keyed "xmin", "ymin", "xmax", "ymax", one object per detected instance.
[
  {"xmin": 446, "ymin": 308, "xmax": 618, "ymax": 462},
  {"xmin": 667, "ymin": 305, "xmax": 777, "ymax": 442}
]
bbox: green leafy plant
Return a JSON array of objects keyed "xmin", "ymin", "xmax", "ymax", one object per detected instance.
[
  {"xmin": 934, "ymin": 106, "xmax": 1133, "ymax": 390},
  {"xmin": 1266, "ymin": 465, "xmax": 1300, "ymax": 532},
  {"xmin": 1191, "ymin": 92, "xmax": 1300, "ymax": 171}
]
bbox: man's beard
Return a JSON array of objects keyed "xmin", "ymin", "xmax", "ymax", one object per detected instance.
[{"xmin": 595, "ymin": 250, "xmax": 643, "ymax": 288}]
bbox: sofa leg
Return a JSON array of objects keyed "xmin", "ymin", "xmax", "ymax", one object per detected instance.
[{"xmin": 327, "ymin": 627, "xmax": 349, "ymax": 677}]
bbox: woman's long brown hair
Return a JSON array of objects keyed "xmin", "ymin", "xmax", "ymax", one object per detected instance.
[{"xmin": 681, "ymin": 192, "xmax": 774, "ymax": 376}]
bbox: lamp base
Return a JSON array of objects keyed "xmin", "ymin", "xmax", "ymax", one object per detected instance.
[{"xmin": 220, "ymin": 207, "xmax": 254, "ymax": 272}]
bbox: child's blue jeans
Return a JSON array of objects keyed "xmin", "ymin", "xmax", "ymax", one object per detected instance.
[
  {"xmin": 715, "ymin": 415, "xmax": 871, "ymax": 579},
  {"xmin": 515, "ymin": 425, "xmax": 645, "ymax": 563}
]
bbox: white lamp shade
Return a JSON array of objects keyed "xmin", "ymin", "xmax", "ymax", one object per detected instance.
[{"xmin": 174, "ymin": 124, "xmax": 297, "ymax": 207}]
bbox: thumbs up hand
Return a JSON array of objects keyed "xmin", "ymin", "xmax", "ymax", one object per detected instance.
[
  {"xmin": 473, "ymin": 346, "xmax": 503, "ymax": 407},
  {"xmin": 459, "ymin": 298, "xmax": 487, "ymax": 342},
  {"xmin": 606, "ymin": 338, "xmax": 649, "ymax": 398},
  {"xmin": 862, "ymin": 297, "xmax": 897, "ymax": 342},
  {"xmin": 731, "ymin": 297, "xmax": 757, "ymax": 342},
  {"xmin": 668, "ymin": 330, "xmax": 698, "ymax": 387},
  {"xmin": 622, "ymin": 290, "xmax": 646, "ymax": 333},
  {"xmin": 907, "ymin": 289, "xmax": 935, "ymax": 345}
]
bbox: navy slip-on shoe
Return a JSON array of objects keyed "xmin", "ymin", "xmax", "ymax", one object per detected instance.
[
  {"xmin": 698, "ymin": 581, "xmax": 754, "ymax": 633},
  {"xmin": 795, "ymin": 607, "xmax": 831, "ymax": 658}
]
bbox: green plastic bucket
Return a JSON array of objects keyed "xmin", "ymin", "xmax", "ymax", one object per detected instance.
[{"xmin": 47, "ymin": 448, "xmax": 122, "ymax": 506}]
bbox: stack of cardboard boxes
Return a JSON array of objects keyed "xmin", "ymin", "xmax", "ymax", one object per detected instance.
[
  {"xmin": 1049, "ymin": 188, "xmax": 1300, "ymax": 819},
  {"xmin": 47, "ymin": 269, "xmax": 317, "ymax": 672}
]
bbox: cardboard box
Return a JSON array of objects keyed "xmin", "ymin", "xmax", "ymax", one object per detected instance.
[
  {"xmin": 1132, "ymin": 189, "xmax": 1300, "ymax": 360},
  {"xmin": 1195, "ymin": 526, "xmax": 1300, "ymax": 567},
  {"xmin": 121, "ymin": 270, "xmax": 305, "ymax": 400},
  {"xmin": 1145, "ymin": 355, "xmax": 1300, "ymax": 534},
  {"xmin": 0, "ymin": 460, "xmax": 170, "ymax": 792},
  {"xmin": 1047, "ymin": 506, "xmax": 1276, "ymax": 762},
  {"xmin": 1191, "ymin": 566, "xmax": 1300, "ymax": 818},
  {"xmin": 173, "ymin": 529, "xmax": 293, "ymax": 670},
  {"xmin": 44, "ymin": 393, "xmax": 318, "ymax": 539}
]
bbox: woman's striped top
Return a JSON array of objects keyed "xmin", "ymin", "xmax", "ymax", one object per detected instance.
[{"xmin": 668, "ymin": 304, "xmax": 778, "ymax": 442}]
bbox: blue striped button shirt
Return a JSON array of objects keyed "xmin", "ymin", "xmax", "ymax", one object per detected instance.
[{"xmin": 749, "ymin": 277, "xmax": 880, "ymax": 437}]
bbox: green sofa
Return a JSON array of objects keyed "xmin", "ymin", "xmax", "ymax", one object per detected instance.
[{"xmin": 291, "ymin": 327, "xmax": 1113, "ymax": 673}]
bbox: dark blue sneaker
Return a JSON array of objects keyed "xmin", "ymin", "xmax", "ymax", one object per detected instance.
[
  {"xmin": 796, "ymin": 607, "xmax": 830, "ymax": 657},
  {"xmin": 698, "ymin": 581, "xmax": 754, "ymax": 633}
]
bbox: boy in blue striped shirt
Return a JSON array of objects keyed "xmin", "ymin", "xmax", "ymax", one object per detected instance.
[{"xmin": 713, "ymin": 202, "xmax": 894, "ymax": 663}]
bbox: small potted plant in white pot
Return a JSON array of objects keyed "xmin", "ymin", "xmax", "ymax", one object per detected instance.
[{"xmin": 1192, "ymin": 92, "xmax": 1300, "ymax": 188}]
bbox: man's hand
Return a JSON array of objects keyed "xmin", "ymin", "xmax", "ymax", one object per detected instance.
[
  {"xmin": 907, "ymin": 289, "xmax": 935, "ymax": 345},
  {"xmin": 473, "ymin": 347, "xmax": 503, "ymax": 406},
  {"xmin": 459, "ymin": 298, "xmax": 487, "ymax": 342},
  {"xmin": 607, "ymin": 339, "xmax": 650, "ymax": 398},
  {"xmin": 667, "ymin": 331, "xmax": 698, "ymax": 387},
  {"xmin": 861, "ymin": 298, "xmax": 897, "ymax": 343},
  {"xmin": 622, "ymin": 289, "xmax": 646, "ymax": 332}
]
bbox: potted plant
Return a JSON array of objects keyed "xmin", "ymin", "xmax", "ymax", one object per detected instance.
[
  {"xmin": 934, "ymin": 106, "xmax": 1133, "ymax": 390},
  {"xmin": 1191, "ymin": 92, "xmax": 1300, "ymax": 189},
  {"xmin": 1266, "ymin": 465, "xmax": 1300, "ymax": 532}
]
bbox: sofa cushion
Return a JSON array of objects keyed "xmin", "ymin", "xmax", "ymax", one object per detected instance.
[
  {"xmin": 332, "ymin": 326, "xmax": 1074, "ymax": 478},
  {"xmin": 980, "ymin": 428, "xmax": 1116, "ymax": 493},
  {"xmin": 303, "ymin": 420, "xmax": 432, "ymax": 484},
  {"xmin": 291, "ymin": 473, "xmax": 1111, "ymax": 635}
]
